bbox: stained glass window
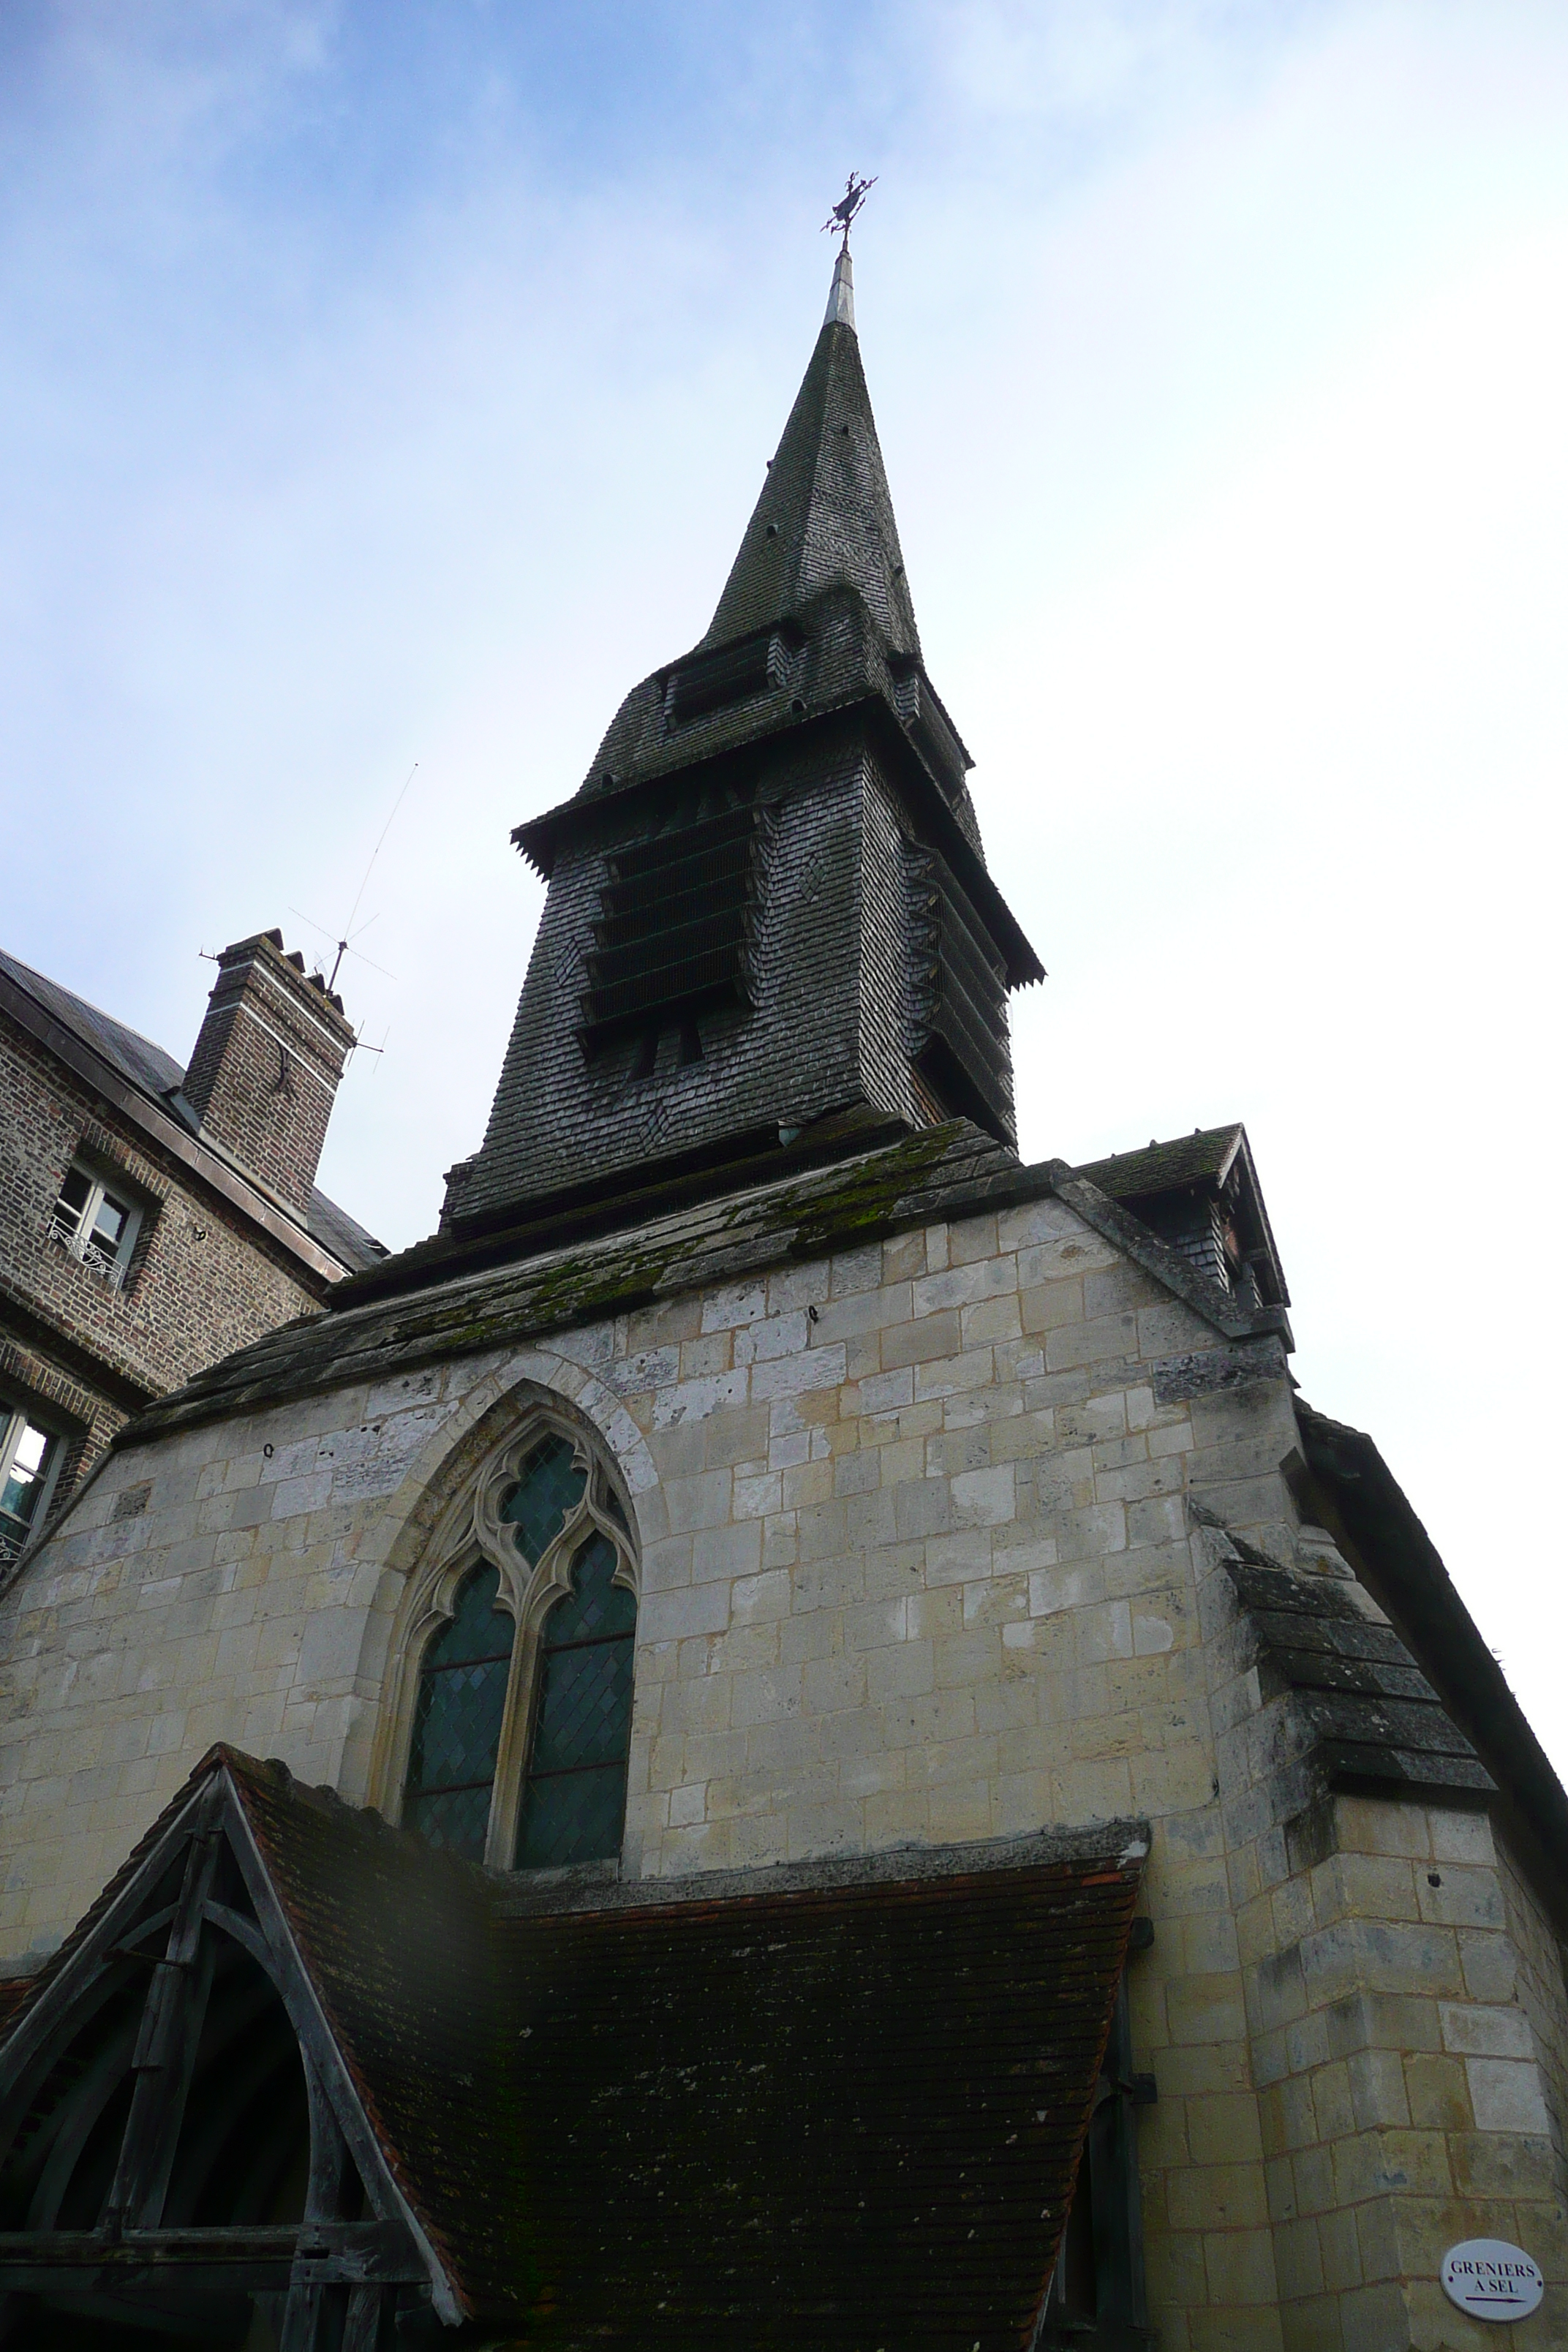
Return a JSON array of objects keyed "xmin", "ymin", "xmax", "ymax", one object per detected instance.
[
  {"xmin": 500, "ymin": 1432, "xmax": 587, "ymax": 1564},
  {"xmin": 403, "ymin": 1566, "xmax": 514, "ymax": 1861},
  {"xmin": 515, "ymin": 1533, "xmax": 637, "ymax": 1869}
]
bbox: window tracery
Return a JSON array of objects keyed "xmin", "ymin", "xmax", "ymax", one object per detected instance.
[{"xmin": 393, "ymin": 1409, "xmax": 638, "ymax": 1871}]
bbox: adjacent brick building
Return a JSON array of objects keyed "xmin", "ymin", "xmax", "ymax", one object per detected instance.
[
  {"xmin": 0, "ymin": 930, "xmax": 382, "ymax": 1569},
  {"xmin": 0, "ymin": 241, "xmax": 1562, "ymax": 2351}
]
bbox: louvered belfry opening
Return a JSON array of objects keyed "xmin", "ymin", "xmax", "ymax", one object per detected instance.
[
  {"xmin": 907, "ymin": 845, "xmax": 1014, "ymax": 1145},
  {"xmin": 581, "ymin": 796, "xmax": 762, "ymax": 1055}
]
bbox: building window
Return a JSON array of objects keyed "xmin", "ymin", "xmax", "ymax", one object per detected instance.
[
  {"xmin": 50, "ymin": 1160, "xmax": 143, "ymax": 1287},
  {"xmin": 395, "ymin": 1415, "xmax": 638, "ymax": 1870},
  {"xmin": 0, "ymin": 1408, "xmax": 62, "ymax": 1569}
]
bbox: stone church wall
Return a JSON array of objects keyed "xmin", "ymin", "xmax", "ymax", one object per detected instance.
[
  {"xmin": 1232, "ymin": 1790, "xmax": 1564, "ymax": 2350},
  {"xmin": 2, "ymin": 1187, "xmax": 1563, "ymax": 2347}
]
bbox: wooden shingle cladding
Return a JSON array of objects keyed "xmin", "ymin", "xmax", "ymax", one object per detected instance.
[
  {"xmin": 466, "ymin": 263, "xmax": 1040, "ymax": 1240},
  {"xmin": 0, "ymin": 1746, "xmax": 1147, "ymax": 2348}
]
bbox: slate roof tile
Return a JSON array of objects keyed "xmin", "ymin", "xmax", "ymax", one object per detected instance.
[
  {"xmin": 1074, "ymin": 1125, "xmax": 1243, "ymax": 1202},
  {"xmin": 1224, "ymin": 1555, "xmax": 1496, "ymax": 1798},
  {"xmin": 1298, "ymin": 1404, "xmax": 1568, "ymax": 1880}
]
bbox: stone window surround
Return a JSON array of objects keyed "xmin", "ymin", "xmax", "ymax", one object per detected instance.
[{"xmin": 376, "ymin": 1403, "xmax": 641, "ymax": 1872}]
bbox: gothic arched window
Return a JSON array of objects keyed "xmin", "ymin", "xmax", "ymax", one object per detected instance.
[{"xmin": 394, "ymin": 1415, "xmax": 638, "ymax": 1871}]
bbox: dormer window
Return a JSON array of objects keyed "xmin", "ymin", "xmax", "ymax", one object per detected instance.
[
  {"xmin": 663, "ymin": 627, "xmax": 796, "ymax": 728},
  {"xmin": 1071, "ymin": 1126, "xmax": 1289, "ymax": 1312},
  {"xmin": 50, "ymin": 1160, "xmax": 143, "ymax": 1288}
]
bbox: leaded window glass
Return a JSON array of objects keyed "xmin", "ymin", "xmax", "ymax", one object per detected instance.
[
  {"xmin": 500, "ymin": 1432, "xmax": 587, "ymax": 1564},
  {"xmin": 402, "ymin": 1566, "xmax": 514, "ymax": 1861},
  {"xmin": 515, "ymin": 1533, "xmax": 636, "ymax": 1869}
]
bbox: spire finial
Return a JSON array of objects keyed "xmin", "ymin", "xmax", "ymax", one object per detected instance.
[
  {"xmin": 824, "ymin": 241, "xmax": 856, "ymax": 330},
  {"xmin": 821, "ymin": 172, "xmax": 876, "ymax": 249}
]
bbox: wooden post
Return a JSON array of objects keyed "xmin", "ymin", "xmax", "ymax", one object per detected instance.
[{"xmin": 102, "ymin": 1790, "xmax": 223, "ymax": 2233}]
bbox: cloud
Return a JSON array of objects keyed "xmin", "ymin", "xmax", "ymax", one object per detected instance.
[{"xmin": 3, "ymin": 1, "xmax": 1567, "ymax": 1763}]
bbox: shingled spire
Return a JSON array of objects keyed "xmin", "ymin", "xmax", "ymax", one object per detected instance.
[
  {"xmin": 441, "ymin": 244, "xmax": 1043, "ymax": 1243},
  {"xmin": 701, "ymin": 244, "xmax": 919, "ymax": 660}
]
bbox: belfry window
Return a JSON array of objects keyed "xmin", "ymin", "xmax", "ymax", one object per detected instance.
[
  {"xmin": 581, "ymin": 799, "xmax": 763, "ymax": 1055},
  {"xmin": 905, "ymin": 843, "xmax": 1015, "ymax": 1147},
  {"xmin": 396, "ymin": 1415, "xmax": 638, "ymax": 1871}
]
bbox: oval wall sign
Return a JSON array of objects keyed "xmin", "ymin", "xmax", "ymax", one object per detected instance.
[{"xmin": 1441, "ymin": 2240, "xmax": 1545, "ymax": 2323}]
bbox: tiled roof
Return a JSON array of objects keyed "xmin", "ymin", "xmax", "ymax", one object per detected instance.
[
  {"xmin": 225, "ymin": 1749, "xmax": 529, "ymax": 2315},
  {"xmin": 0, "ymin": 944, "xmax": 384, "ymax": 1273},
  {"xmin": 0, "ymin": 1747, "xmax": 1147, "ymax": 2341},
  {"xmin": 0, "ymin": 944, "xmax": 185, "ymax": 1102},
  {"xmin": 488, "ymin": 1851, "xmax": 1143, "ymax": 2345}
]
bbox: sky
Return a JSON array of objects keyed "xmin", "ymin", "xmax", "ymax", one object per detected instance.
[{"xmin": 4, "ymin": 1, "xmax": 1566, "ymax": 1771}]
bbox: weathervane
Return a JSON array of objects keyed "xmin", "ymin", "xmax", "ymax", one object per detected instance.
[{"xmin": 822, "ymin": 172, "xmax": 876, "ymax": 246}]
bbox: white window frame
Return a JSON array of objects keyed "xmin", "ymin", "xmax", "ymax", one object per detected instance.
[
  {"xmin": 0, "ymin": 1404, "xmax": 67, "ymax": 1571},
  {"xmin": 50, "ymin": 1157, "xmax": 144, "ymax": 1290}
]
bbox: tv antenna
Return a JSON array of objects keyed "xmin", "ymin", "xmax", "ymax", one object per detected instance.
[
  {"xmin": 291, "ymin": 759, "xmax": 420, "ymax": 996},
  {"xmin": 822, "ymin": 173, "xmax": 876, "ymax": 246}
]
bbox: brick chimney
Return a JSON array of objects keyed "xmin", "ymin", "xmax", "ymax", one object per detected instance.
[{"xmin": 184, "ymin": 930, "xmax": 356, "ymax": 1214}]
